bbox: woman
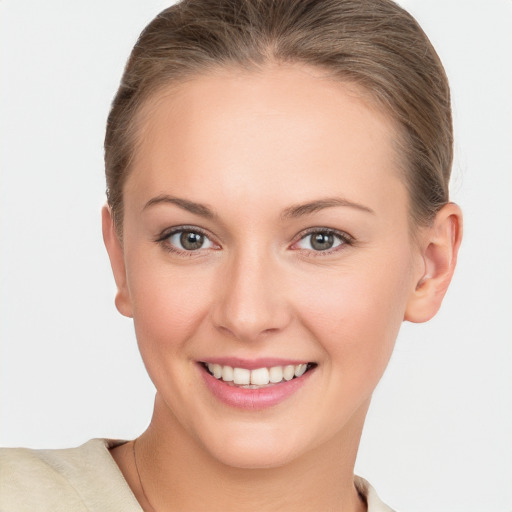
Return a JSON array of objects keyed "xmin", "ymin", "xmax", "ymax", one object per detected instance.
[{"xmin": 0, "ymin": 1, "xmax": 463, "ymax": 510}]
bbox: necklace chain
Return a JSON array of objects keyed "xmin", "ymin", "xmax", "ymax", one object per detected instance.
[
  {"xmin": 132, "ymin": 437, "xmax": 362, "ymax": 512},
  {"xmin": 132, "ymin": 438, "xmax": 157, "ymax": 512}
]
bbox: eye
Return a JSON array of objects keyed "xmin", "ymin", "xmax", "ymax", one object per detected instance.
[
  {"xmin": 158, "ymin": 227, "xmax": 217, "ymax": 252},
  {"xmin": 292, "ymin": 229, "xmax": 352, "ymax": 252}
]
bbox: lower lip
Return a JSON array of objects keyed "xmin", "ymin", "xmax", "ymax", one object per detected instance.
[{"xmin": 200, "ymin": 365, "xmax": 314, "ymax": 410}]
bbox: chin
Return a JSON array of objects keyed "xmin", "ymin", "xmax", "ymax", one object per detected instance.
[
  {"xmin": 201, "ymin": 427, "xmax": 304, "ymax": 470},
  {"xmin": 211, "ymin": 445, "xmax": 297, "ymax": 470}
]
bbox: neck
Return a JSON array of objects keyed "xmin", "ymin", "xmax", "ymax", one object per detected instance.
[{"xmin": 131, "ymin": 394, "xmax": 368, "ymax": 512}]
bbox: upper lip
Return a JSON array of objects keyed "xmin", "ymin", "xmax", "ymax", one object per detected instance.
[{"xmin": 198, "ymin": 357, "xmax": 313, "ymax": 370}]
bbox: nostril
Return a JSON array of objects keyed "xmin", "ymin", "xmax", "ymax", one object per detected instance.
[
  {"xmin": 211, "ymin": 308, "xmax": 293, "ymax": 343},
  {"xmin": 210, "ymin": 263, "xmax": 293, "ymax": 342}
]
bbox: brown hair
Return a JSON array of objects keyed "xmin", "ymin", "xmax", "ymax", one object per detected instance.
[{"xmin": 105, "ymin": 0, "xmax": 452, "ymax": 232}]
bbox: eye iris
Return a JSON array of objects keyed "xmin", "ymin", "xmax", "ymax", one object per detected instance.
[
  {"xmin": 311, "ymin": 232, "xmax": 334, "ymax": 251},
  {"xmin": 180, "ymin": 231, "xmax": 204, "ymax": 250}
]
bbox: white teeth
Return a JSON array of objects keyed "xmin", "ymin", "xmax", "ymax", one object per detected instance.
[
  {"xmin": 212, "ymin": 364, "xmax": 223, "ymax": 379},
  {"xmin": 269, "ymin": 366, "xmax": 283, "ymax": 383},
  {"xmin": 205, "ymin": 362, "xmax": 312, "ymax": 386},
  {"xmin": 233, "ymin": 367, "xmax": 251, "ymax": 385},
  {"xmin": 283, "ymin": 365, "xmax": 295, "ymax": 381},
  {"xmin": 250, "ymin": 367, "xmax": 270, "ymax": 386},
  {"xmin": 294, "ymin": 363, "xmax": 307, "ymax": 377},
  {"xmin": 221, "ymin": 365, "xmax": 234, "ymax": 382}
]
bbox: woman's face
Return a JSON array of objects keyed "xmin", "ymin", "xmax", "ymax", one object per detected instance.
[{"xmin": 114, "ymin": 64, "xmax": 424, "ymax": 468}]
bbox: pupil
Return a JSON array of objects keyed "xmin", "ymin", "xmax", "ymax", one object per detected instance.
[
  {"xmin": 311, "ymin": 233, "xmax": 333, "ymax": 251},
  {"xmin": 180, "ymin": 231, "xmax": 204, "ymax": 250}
]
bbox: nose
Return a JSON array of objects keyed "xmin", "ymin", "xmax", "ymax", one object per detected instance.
[{"xmin": 211, "ymin": 248, "xmax": 292, "ymax": 342}]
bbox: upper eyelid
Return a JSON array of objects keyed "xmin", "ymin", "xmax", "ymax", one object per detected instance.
[
  {"xmin": 155, "ymin": 225, "xmax": 353, "ymax": 248},
  {"xmin": 289, "ymin": 228, "xmax": 354, "ymax": 256},
  {"xmin": 156, "ymin": 225, "xmax": 214, "ymax": 243},
  {"xmin": 156, "ymin": 226, "xmax": 220, "ymax": 255},
  {"xmin": 293, "ymin": 227, "xmax": 354, "ymax": 242}
]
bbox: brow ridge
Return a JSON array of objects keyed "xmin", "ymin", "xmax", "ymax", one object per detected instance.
[
  {"xmin": 143, "ymin": 194, "xmax": 216, "ymax": 218},
  {"xmin": 281, "ymin": 197, "xmax": 375, "ymax": 219}
]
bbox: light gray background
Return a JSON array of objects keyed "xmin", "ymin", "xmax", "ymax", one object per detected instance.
[{"xmin": 0, "ymin": 1, "xmax": 511, "ymax": 511}]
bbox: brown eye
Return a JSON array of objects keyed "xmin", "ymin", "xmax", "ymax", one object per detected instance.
[
  {"xmin": 310, "ymin": 232, "xmax": 335, "ymax": 251},
  {"xmin": 180, "ymin": 231, "xmax": 205, "ymax": 250},
  {"xmin": 293, "ymin": 229, "xmax": 349, "ymax": 252},
  {"xmin": 166, "ymin": 229, "xmax": 215, "ymax": 251}
]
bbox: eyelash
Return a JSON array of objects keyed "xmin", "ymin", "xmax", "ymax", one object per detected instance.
[
  {"xmin": 155, "ymin": 225, "xmax": 219, "ymax": 256},
  {"xmin": 291, "ymin": 228, "xmax": 354, "ymax": 256},
  {"xmin": 155, "ymin": 226, "xmax": 354, "ymax": 256}
]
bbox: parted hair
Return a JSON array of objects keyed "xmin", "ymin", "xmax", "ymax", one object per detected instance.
[{"xmin": 105, "ymin": 0, "xmax": 452, "ymax": 232}]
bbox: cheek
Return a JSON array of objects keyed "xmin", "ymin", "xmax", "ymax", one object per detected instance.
[
  {"xmin": 126, "ymin": 260, "xmax": 215, "ymax": 356},
  {"xmin": 296, "ymin": 250, "xmax": 414, "ymax": 379}
]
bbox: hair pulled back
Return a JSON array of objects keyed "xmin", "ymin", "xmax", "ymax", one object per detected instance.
[{"xmin": 105, "ymin": 0, "xmax": 452, "ymax": 231}]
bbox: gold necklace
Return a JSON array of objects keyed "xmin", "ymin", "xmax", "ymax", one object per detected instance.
[{"xmin": 132, "ymin": 438, "xmax": 157, "ymax": 512}]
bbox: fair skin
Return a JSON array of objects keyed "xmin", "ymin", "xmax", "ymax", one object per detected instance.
[{"xmin": 103, "ymin": 64, "xmax": 461, "ymax": 512}]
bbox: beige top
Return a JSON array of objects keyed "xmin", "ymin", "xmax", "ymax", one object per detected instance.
[{"xmin": 0, "ymin": 439, "xmax": 395, "ymax": 511}]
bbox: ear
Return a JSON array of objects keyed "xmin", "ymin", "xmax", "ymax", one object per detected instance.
[
  {"xmin": 101, "ymin": 205, "xmax": 133, "ymax": 318},
  {"xmin": 405, "ymin": 203, "xmax": 463, "ymax": 323}
]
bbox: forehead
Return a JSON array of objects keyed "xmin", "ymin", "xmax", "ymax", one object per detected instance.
[{"xmin": 126, "ymin": 64, "xmax": 406, "ymax": 216}]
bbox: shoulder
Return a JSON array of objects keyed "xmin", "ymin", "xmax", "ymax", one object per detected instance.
[
  {"xmin": 355, "ymin": 476, "xmax": 397, "ymax": 512},
  {"xmin": 0, "ymin": 439, "xmax": 142, "ymax": 512}
]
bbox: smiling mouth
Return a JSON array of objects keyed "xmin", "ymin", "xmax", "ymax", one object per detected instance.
[{"xmin": 201, "ymin": 362, "xmax": 317, "ymax": 389}]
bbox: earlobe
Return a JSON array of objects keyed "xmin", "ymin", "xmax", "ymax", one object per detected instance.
[
  {"xmin": 101, "ymin": 205, "xmax": 133, "ymax": 318},
  {"xmin": 404, "ymin": 203, "xmax": 463, "ymax": 323}
]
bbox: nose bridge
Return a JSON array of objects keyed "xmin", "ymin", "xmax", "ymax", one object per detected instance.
[{"xmin": 212, "ymin": 243, "xmax": 290, "ymax": 341}]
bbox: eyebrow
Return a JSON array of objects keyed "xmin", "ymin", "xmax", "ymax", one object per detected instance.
[
  {"xmin": 143, "ymin": 195, "xmax": 216, "ymax": 218},
  {"xmin": 281, "ymin": 197, "xmax": 375, "ymax": 219},
  {"xmin": 143, "ymin": 194, "xmax": 374, "ymax": 220}
]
